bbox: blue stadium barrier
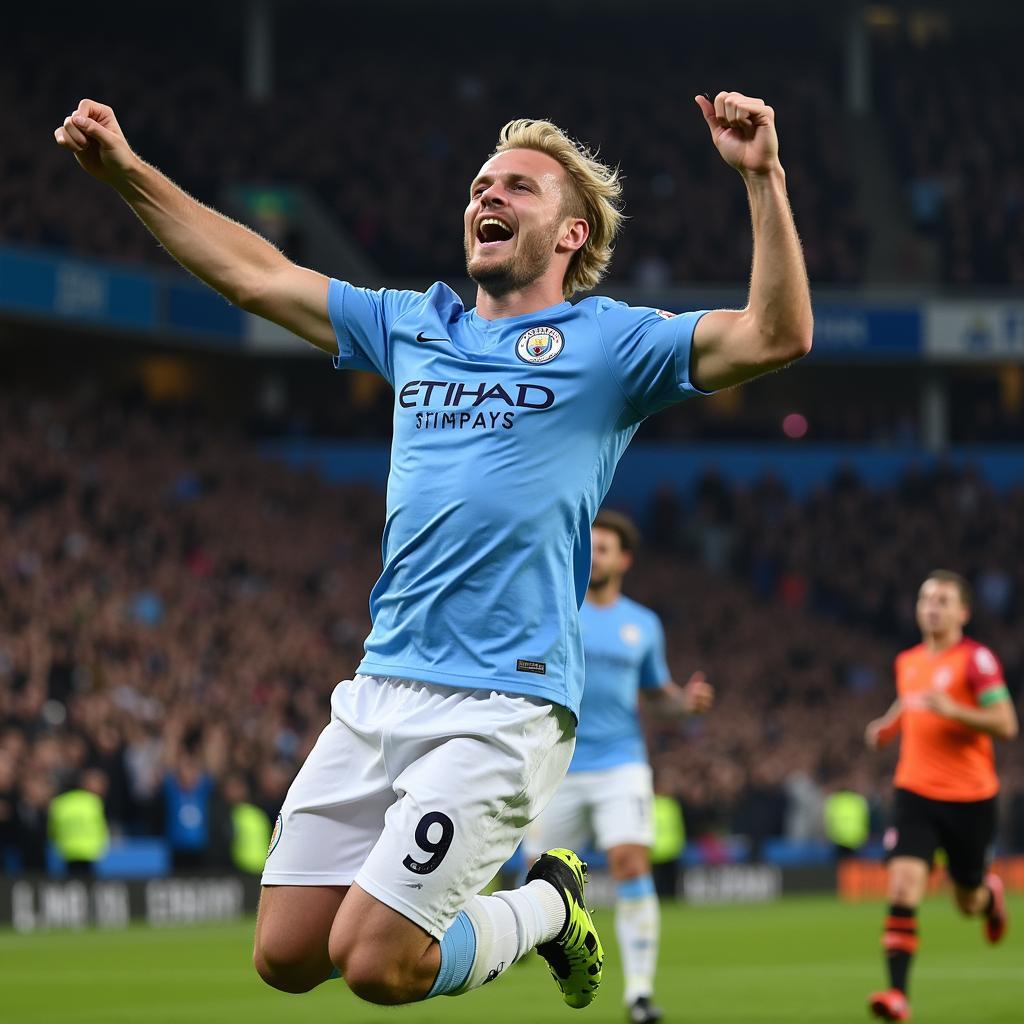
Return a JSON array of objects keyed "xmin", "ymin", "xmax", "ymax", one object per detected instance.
[
  {"xmin": 263, "ymin": 440, "xmax": 1024, "ymax": 508},
  {"xmin": 46, "ymin": 838, "xmax": 171, "ymax": 879},
  {"xmin": 0, "ymin": 243, "xmax": 244, "ymax": 347},
  {"xmin": 3, "ymin": 242, "xmax": 1021, "ymax": 363},
  {"xmin": 761, "ymin": 838, "xmax": 835, "ymax": 867},
  {"xmin": 681, "ymin": 836, "xmax": 751, "ymax": 866}
]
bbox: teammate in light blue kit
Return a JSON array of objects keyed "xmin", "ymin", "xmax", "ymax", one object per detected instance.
[
  {"xmin": 57, "ymin": 90, "xmax": 812, "ymax": 1010},
  {"xmin": 530, "ymin": 509, "xmax": 714, "ymax": 1024}
]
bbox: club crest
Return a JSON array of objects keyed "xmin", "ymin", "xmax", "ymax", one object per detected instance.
[
  {"xmin": 620, "ymin": 623, "xmax": 642, "ymax": 646},
  {"xmin": 516, "ymin": 325, "xmax": 564, "ymax": 365}
]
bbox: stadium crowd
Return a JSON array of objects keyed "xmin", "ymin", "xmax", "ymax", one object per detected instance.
[
  {"xmin": 4, "ymin": 11, "xmax": 865, "ymax": 285},
  {"xmin": 1, "ymin": 384, "xmax": 1022, "ymax": 874},
  {"xmin": 7, "ymin": 9, "xmax": 1024, "ymax": 291},
  {"xmin": 876, "ymin": 38, "xmax": 1024, "ymax": 286}
]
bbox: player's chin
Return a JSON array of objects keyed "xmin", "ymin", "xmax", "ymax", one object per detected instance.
[{"xmin": 467, "ymin": 252, "xmax": 515, "ymax": 285}]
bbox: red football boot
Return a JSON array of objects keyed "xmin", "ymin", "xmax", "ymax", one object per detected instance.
[
  {"xmin": 984, "ymin": 872, "xmax": 1008, "ymax": 944},
  {"xmin": 868, "ymin": 988, "xmax": 911, "ymax": 1021}
]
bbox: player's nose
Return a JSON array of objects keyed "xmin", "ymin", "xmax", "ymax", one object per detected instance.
[{"xmin": 478, "ymin": 182, "xmax": 506, "ymax": 206}]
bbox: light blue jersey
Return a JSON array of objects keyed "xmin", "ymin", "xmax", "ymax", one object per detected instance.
[
  {"xmin": 329, "ymin": 279, "xmax": 708, "ymax": 717},
  {"xmin": 570, "ymin": 596, "xmax": 669, "ymax": 772}
]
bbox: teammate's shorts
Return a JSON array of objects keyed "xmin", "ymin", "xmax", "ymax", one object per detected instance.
[
  {"xmin": 526, "ymin": 761, "xmax": 654, "ymax": 857},
  {"xmin": 884, "ymin": 786, "xmax": 997, "ymax": 889},
  {"xmin": 261, "ymin": 674, "xmax": 575, "ymax": 939}
]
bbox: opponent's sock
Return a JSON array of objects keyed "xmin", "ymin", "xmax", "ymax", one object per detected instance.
[
  {"xmin": 427, "ymin": 881, "xmax": 565, "ymax": 997},
  {"xmin": 615, "ymin": 874, "xmax": 659, "ymax": 1005},
  {"xmin": 882, "ymin": 904, "xmax": 918, "ymax": 994}
]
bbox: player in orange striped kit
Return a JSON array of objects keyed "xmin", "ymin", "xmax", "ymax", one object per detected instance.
[{"xmin": 864, "ymin": 570, "xmax": 1018, "ymax": 1021}]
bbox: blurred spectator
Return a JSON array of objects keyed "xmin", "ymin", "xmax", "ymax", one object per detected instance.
[
  {"xmin": 824, "ymin": 786, "xmax": 870, "ymax": 859},
  {"xmin": 220, "ymin": 774, "xmax": 272, "ymax": 876},
  {"xmin": 15, "ymin": 775, "xmax": 55, "ymax": 873},
  {"xmin": 0, "ymin": 751, "xmax": 17, "ymax": 868},
  {"xmin": 162, "ymin": 752, "xmax": 215, "ymax": 873},
  {"xmin": 48, "ymin": 767, "xmax": 109, "ymax": 877}
]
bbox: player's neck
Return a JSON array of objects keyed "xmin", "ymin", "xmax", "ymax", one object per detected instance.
[
  {"xmin": 923, "ymin": 629, "xmax": 963, "ymax": 653},
  {"xmin": 586, "ymin": 583, "xmax": 621, "ymax": 607},
  {"xmin": 474, "ymin": 279, "xmax": 567, "ymax": 321}
]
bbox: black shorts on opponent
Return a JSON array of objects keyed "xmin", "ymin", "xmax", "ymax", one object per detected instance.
[{"xmin": 884, "ymin": 786, "xmax": 997, "ymax": 889}]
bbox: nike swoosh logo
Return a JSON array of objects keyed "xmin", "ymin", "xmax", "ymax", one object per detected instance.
[{"xmin": 416, "ymin": 332, "xmax": 449, "ymax": 343}]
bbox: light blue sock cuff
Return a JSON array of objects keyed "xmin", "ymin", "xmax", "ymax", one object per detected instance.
[
  {"xmin": 617, "ymin": 874, "xmax": 656, "ymax": 901},
  {"xmin": 427, "ymin": 910, "xmax": 476, "ymax": 998}
]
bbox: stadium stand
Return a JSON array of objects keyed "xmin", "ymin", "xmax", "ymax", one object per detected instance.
[
  {"xmin": 4, "ymin": 9, "xmax": 865, "ymax": 284},
  {"xmin": 874, "ymin": 36, "xmax": 1024, "ymax": 286}
]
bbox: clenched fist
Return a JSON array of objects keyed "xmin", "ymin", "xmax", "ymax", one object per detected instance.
[
  {"xmin": 54, "ymin": 99, "xmax": 138, "ymax": 185},
  {"xmin": 681, "ymin": 671, "xmax": 714, "ymax": 715},
  {"xmin": 695, "ymin": 91, "xmax": 780, "ymax": 178}
]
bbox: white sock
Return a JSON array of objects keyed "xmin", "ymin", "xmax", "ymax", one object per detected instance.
[
  {"xmin": 494, "ymin": 878, "xmax": 567, "ymax": 950},
  {"xmin": 615, "ymin": 878, "xmax": 659, "ymax": 1005},
  {"xmin": 455, "ymin": 881, "xmax": 565, "ymax": 992}
]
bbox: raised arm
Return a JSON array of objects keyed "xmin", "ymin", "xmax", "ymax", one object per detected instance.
[
  {"xmin": 689, "ymin": 92, "xmax": 813, "ymax": 392},
  {"xmin": 54, "ymin": 99, "xmax": 335, "ymax": 353}
]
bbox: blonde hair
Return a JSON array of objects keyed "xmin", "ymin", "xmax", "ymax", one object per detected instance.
[{"xmin": 493, "ymin": 119, "xmax": 624, "ymax": 298}]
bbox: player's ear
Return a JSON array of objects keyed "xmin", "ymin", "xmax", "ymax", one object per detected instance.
[{"xmin": 556, "ymin": 217, "xmax": 589, "ymax": 254}]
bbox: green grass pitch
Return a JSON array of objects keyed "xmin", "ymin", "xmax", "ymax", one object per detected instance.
[{"xmin": 3, "ymin": 894, "xmax": 1021, "ymax": 1023}]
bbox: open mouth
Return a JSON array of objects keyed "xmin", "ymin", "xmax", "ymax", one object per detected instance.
[{"xmin": 476, "ymin": 216, "xmax": 515, "ymax": 246}]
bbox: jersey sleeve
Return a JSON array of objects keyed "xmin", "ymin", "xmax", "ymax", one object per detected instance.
[
  {"xmin": 327, "ymin": 279, "xmax": 424, "ymax": 384},
  {"xmin": 966, "ymin": 644, "xmax": 1010, "ymax": 706},
  {"xmin": 595, "ymin": 299, "xmax": 714, "ymax": 418},
  {"xmin": 639, "ymin": 615, "xmax": 671, "ymax": 690}
]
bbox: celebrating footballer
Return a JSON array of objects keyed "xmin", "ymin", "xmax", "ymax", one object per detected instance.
[{"xmin": 56, "ymin": 90, "xmax": 811, "ymax": 1010}]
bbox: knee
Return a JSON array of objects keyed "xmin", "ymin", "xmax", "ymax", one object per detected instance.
[
  {"xmin": 888, "ymin": 881, "xmax": 915, "ymax": 905},
  {"xmin": 331, "ymin": 944, "xmax": 420, "ymax": 1005},
  {"xmin": 253, "ymin": 937, "xmax": 325, "ymax": 994},
  {"xmin": 609, "ymin": 848, "xmax": 650, "ymax": 882},
  {"xmin": 953, "ymin": 888, "xmax": 980, "ymax": 916},
  {"xmin": 887, "ymin": 867, "xmax": 923, "ymax": 906}
]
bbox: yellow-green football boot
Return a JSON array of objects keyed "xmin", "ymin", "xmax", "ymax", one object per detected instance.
[{"xmin": 527, "ymin": 848, "xmax": 604, "ymax": 1009}]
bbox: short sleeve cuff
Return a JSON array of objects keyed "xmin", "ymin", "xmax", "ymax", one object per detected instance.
[
  {"xmin": 327, "ymin": 278, "xmax": 355, "ymax": 370},
  {"xmin": 672, "ymin": 310, "xmax": 716, "ymax": 397}
]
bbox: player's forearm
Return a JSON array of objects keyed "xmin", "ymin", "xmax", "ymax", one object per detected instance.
[
  {"xmin": 949, "ymin": 702, "xmax": 1018, "ymax": 740},
  {"xmin": 644, "ymin": 688, "xmax": 688, "ymax": 719},
  {"xmin": 740, "ymin": 167, "xmax": 813, "ymax": 360},
  {"xmin": 113, "ymin": 158, "xmax": 289, "ymax": 309},
  {"xmin": 876, "ymin": 713, "xmax": 902, "ymax": 743},
  {"xmin": 879, "ymin": 700, "xmax": 903, "ymax": 728}
]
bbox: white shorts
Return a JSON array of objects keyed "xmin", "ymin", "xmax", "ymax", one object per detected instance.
[
  {"xmin": 262, "ymin": 674, "xmax": 575, "ymax": 939},
  {"xmin": 526, "ymin": 761, "xmax": 654, "ymax": 856}
]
